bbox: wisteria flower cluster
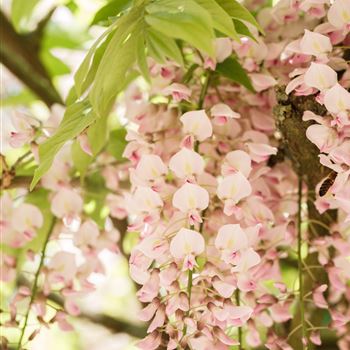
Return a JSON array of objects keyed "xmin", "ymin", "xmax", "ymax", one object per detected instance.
[{"xmin": 1, "ymin": 0, "xmax": 350, "ymax": 349}]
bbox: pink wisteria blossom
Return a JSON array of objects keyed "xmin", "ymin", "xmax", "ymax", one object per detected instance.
[
  {"xmin": 169, "ymin": 228, "xmax": 205, "ymax": 270},
  {"xmin": 180, "ymin": 110, "xmax": 213, "ymax": 146},
  {"xmin": 172, "ymin": 183, "xmax": 209, "ymax": 225},
  {"xmin": 3, "ymin": 0, "xmax": 350, "ymax": 348},
  {"xmin": 169, "ymin": 147, "xmax": 205, "ymax": 179},
  {"xmin": 217, "ymin": 172, "xmax": 252, "ymax": 216},
  {"xmin": 304, "ymin": 62, "xmax": 337, "ymax": 90}
]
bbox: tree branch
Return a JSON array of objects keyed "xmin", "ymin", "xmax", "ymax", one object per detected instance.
[
  {"xmin": 0, "ymin": 10, "xmax": 63, "ymax": 107},
  {"xmin": 17, "ymin": 275, "xmax": 147, "ymax": 339}
]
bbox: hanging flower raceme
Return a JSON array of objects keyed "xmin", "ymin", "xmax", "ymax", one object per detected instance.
[{"xmin": 3, "ymin": 0, "xmax": 350, "ymax": 348}]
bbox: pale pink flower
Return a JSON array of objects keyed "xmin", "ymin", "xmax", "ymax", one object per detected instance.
[
  {"xmin": 269, "ymin": 302, "xmax": 292, "ymax": 323},
  {"xmin": 215, "ymin": 224, "xmax": 248, "ymax": 265},
  {"xmin": 163, "ymin": 83, "xmax": 191, "ymax": 102},
  {"xmin": 300, "ymin": 29, "xmax": 332, "ymax": 56},
  {"xmin": 41, "ymin": 158, "xmax": 71, "ymax": 191},
  {"xmin": 246, "ymin": 143, "xmax": 277, "ymax": 163},
  {"xmin": 137, "ymin": 270, "xmax": 160, "ymax": 303},
  {"xmin": 159, "ymin": 263, "xmax": 178, "ymax": 286},
  {"xmin": 217, "ymin": 173, "xmax": 252, "ymax": 216},
  {"xmin": 165, "ymin": 291, "xmax": 189, "ymax": 316},
  {"xmin": 147, "ymin": 305, "xmax": 166, "ymax": 333},
  {"xmin": 77, "ymin": 133, "xmax": 93, "ymax": 156},
  {"xmin": 313, "ymin": 284, "xmax": 328, "ymax": 309},
  {"xmin": 210, "ymin": 103, "xmax": 240, "ymax": 125},
  {"xmin": 213, "ymin": 326, "xmax": 239, "ymax": 346},
  {"xmin": 310, "ymin": 331, "xmax": 322, "ymax": 346},
  {"xmin": 137, "ymin": 331, "xmax": 162, "ymax": 350},
  {"xmin": 169, "ymin": 148, "xmax": 205, "ymax": 179},
  {"xmin": 232, "ymin": 248, "xmax": 261, "ymax": 272},
  {"xmin": 327, "ymin": 0, "xmax": 350, "ymax": 30},
  {"xmin": 329, "ymin": 141, "xmax": 350, "ymax": 165},
  {"xmin": 299, "ymin": 0, "xmax": 328, "ymax": 17},
  {"xmin": 132, "ymin": 186, "xmax": 163, "ymax": 214},
  {"xmin": 48, "ymin": 251, "xmax": 77, "ymax": 284},
  {"xmin": 250, "ymin": 73, "xmax": 277, "ymax": 92},
  {"xmin": 134, "ymin": 154, "xmax": 168, "ymax": 187},
  {"xmin": 9, "ymin": 114, "xmax": 37, "ymax": 148},
  {"xmin": 180, "ymin": 110, "xmax": 213, "ymax": 143},
  {"xmin": 138, "ymin": 299, "xmax": 160, "ymax": 322},
  {"xmin": 51, "ymin": 188, "xmax": 83, "ymax": 225},
  {"xmin": 102, "ymin": 166, "xmax": 119, "ymax": 190},
  {"xmin": 304, "ymin": 63, "xmax": 337, "ymax": 90},
  {"xmin": 302, "ymin": 110, "xmax": 325, "ymax": 124},
  {"xmin": 137, "ymin": 233, "xmax": 168, "ymax": 260},
  {"xmin": 65, "ymin": 299, "xmax": 80, "ymax": 316},
  {"xmin": 215, "ymin": 38, "xmax": 233, "ymax": 63},
  {"xmin": 212, "ymin": 275, "xmax": 236, "ymax": 298},
  {"xmin": 12, "ymin": 203, "xmax": 43, "ymax": 241},
  {"xmin": 73, "ymin": 220, "xmax": 99, "ymax": 250},
  {"xmin": 1, "ymin": 255, "xmax": 16, "ymax": 282},
  {"xmin": 324, "ymin": 83, "xmax": 350, "ymax": 115},
  {"xmin": 306, "ymin": 124, "xmax": 338, "ymax": 152},
  {"xmin": 172, "ymin": 183, "xmax": 209, "ymax": 225},
  {"xmin": 107, "ymin": 194, "xmax": 128, "ymax": 219},
  {"xmin": 169, "ymin": 228, "xmax": 205, "ymax": 270},
  {"xmin": 129, "ymin": 249, "xmax": 152, "ymax": 284},
  {"xmin": 225, "ymin": 304, "xmax": 253, "ymax": 325},
  {"xmin": 55, "ymin": 311, "xmax": 74, "ymax": 332},
  {"xmin": 222, "ymin": 150, "xmax": 252, "ymax": 178}
]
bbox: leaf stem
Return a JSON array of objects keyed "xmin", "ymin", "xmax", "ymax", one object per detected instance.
[
  {"xmin": 297, "ymin": 177, "xmax": 306, "ymax": 349},
  {"xmin": 235, "ymin": 289, "xmax": 242, "ymax": 350},
  {"xmin": 198, "ymin": 71, "xmax": 211, "ymax": 110},
  {"xmin": 17, "ymin": 217, "xmax": 56, "ymax": 350}
]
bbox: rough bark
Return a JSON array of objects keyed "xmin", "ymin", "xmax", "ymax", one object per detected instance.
[{"xmin": 273, "ymin": 86, "xmax": 337, "ymax": 349}]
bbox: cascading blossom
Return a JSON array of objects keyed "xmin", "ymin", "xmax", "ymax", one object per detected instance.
[{"xmin": 2, "ymin": 0, "xmax": 350, "ymax": 348}]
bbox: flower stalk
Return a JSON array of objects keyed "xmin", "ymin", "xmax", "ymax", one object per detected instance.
[
  {"xmin": 297, "ymin": 177, "xmax": 307, "ymax": 349},
  {"xmin": 235, "ymin": 289, "xmax": 243, "ymax": 350},
  {"xmin": 17, "ymin": 217, "xmax": 56, "ymax": 350}
]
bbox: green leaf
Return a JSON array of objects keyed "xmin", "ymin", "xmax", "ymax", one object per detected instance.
[
  {"xmin": 89, "ymin": 6, "xmax": 143, "ymax": 117},
  {"xmin": 146, "ymin": 0, "xmax": 215, "ymax": 56},
  {"xmin": 194, "ymin": 0, "xmax": 239, "ymax": 41},
  {"xmin": 30, "ymin": 101, "xmax": 96, "ymax": 190},
  {"xmin": 40, "ymin": 50, "xmax": 71, "ymax": 77},
  {"xmin": 216, "ymin": 57, "xmax": 254, "ymax": 92},
  {"xmin": 11, "ymin": 0, "xmax": 40, "ymax": 32},
  {"xmin": 0, "ymin": 89, "xmax": 36, "ymax": 107},
  {"xmin": 146, "ymin": 28, "xmax": 184, "ymax": 66},
  {"xmin": 71, "ymin": 140, "xmax": 92, "ymax": 180},
  {"xmin": 215, "ymin": 0, "xmax": 264, "ymax": 34},
  {"xmin": 87, "ymin": 114, "xmax": 109, "ymax": 156},
  {"xmin": 42, "ymin": 22, "xmax": 88, "ymax": 50},
  {"xmin": 91, "ymin": 0, "xmax": 132, "ymax": 26},
  {"xmin": 137, "ymin": 35, "xmax": 151, "ymax": 81},
  {"xmin": 233, "ymin": 19, "xmax": 256, "ymax": 41},
  {"xmin": 106, "ymin": 128, "xmax": 127, "ymax": 161},
  {"xmin": 74, "ymin": 24, "xmax": 117, "ymax": 97}
]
